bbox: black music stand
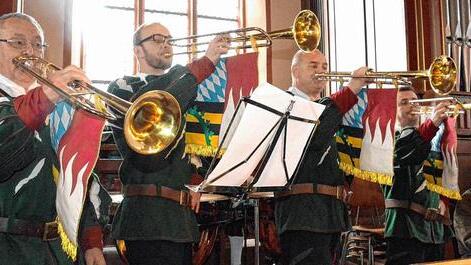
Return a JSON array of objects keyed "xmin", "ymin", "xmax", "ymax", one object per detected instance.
[{"xmin": 191, "ymin": 84, "xmax": 324, "ymax": 265}]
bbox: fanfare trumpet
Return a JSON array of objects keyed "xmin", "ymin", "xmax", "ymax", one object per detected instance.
[
  {"xmin": 13, "ymin": 56, "xmax": 181, "ymax": 155},
  {"xmin": 408, "ymin": 97, "xmax": 470, "ymax": 116},
  {"xmin": 167, "ymin": 9, "xmax": 321, "ymax": 56},
  {"xmin": 313, "ymin": 55, "xmax": 457, "ymax": 96}
]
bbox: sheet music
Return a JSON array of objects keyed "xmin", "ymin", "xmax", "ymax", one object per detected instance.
[{"xmin": 203, "ymin": 83, "xmax": 325, "ymax": 188}]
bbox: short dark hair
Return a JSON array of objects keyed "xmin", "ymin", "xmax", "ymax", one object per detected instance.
[
  {"xmin": 397, "ymin": 86, "xmax": 415, "ymax": 93},
  {"xmin": 0, "ymin": 13, "xmax": 44, "ymax": 40}
]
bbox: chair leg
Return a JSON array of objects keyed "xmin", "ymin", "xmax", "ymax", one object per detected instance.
[{"xmin": 339, "ymin": 231, "xmax": 353, "ymax": 265}]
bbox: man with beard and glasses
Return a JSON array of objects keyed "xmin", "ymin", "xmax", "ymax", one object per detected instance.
[{"xmin": 107, "ymin": 22, "xmax": 229, "ymax": 265}]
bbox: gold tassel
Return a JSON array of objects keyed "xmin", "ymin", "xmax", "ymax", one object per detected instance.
[
  {"xmin": 426, "ymin": 182, "xmax": 462, "ymax": 200},
  {"xmin": 339, "ymin": 162, "xmax": 392, "ymax": 185},
  {"xmin": 184, "ymin": 144, "xmax": 226, "ymax": 158},
  {"xmin": 57, "ymin": 219, "xmax": 78, "ymax": 261}
]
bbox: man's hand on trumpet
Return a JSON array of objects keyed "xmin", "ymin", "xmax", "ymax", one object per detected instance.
[
  {"xmin": 431, "ymin": 101, "xmax": 452, "ymax": 127},
  {"xmin": 346, "ymin": 66, "xmax": 374, "ymax": 94},
  {"xmin": 205, "ymin": 34, "xmax": 230, "ymax": 65}
]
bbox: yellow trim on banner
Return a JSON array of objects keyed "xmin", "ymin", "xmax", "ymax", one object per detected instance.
[
  {"xmin": 185, "ymin": 143, "xmax": 226, "ymax": 157},
  {"xmin": 52, "ymin": 166, "xmax": 60, "ymax": 184},
  {"xmin": 340, "ymin": 163, "xmax": 462, "ymax": 200},
  {"xmin": 426, "ymin": 182, "xmax": 462, "ymax": 200},
  {"xmin": 336, "ymin": 136, "xmax": 362, "ymax": 149},
  {"xmin": 339, "ymin": 162, "xmax": 393, "ymax": 186},
  {"xmin": 57, "ymin": 219, "xmax": 77, "ymax": 260},
  {"xmin": 186, "ymin": 112, "xmax": 223, "ymax": 124},
  {"xmin": 185, "ymin": 132, "xmax": 219, "ymax": 147}
]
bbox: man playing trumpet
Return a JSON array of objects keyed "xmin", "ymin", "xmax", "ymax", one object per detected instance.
[{"xmin": 383, "ymin": 87, "xmax": 454, "ymax": 264}]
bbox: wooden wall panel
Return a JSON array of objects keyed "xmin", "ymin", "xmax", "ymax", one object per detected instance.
[
  {"xmin": 458, "ymin": 139, "xmax": 471, "ymax": 193},
  {"xmin": 0, "ymin": 1, "xmax": 16, "ymax": 16}
]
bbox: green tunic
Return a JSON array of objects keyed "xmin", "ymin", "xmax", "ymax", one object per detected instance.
[
  {"xmin": 275, "ymin": 96, "xmax": 350, "ymax": 235},
  {"xmin": 0, "ymin": 92, "xmax": 110, "ymax": 264},
  {"xmin": 382, "ymin": 127, "xmax": 452, "ymax": 244},
  {"xmin": 108, "ymin": 66, "xmax": 200, "ymax": 242}
]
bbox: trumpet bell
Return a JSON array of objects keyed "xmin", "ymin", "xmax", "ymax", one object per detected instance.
[
  {"xmin": 293, "ymin": 10, "xmax": 321, "ymax": 52},
  {"xmin": 124, "ymin": 90, "xmax": 182, "ymax": 155},
  {"xmin": 429, "ymin": 55, "xmax": 457, "ymax": 95}
]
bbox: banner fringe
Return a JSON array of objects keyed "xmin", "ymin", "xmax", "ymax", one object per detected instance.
[
  {"xmin": 185, "ymin": 144, "xmax": 225, "ymax": 157},
  {"xmin": 57, "ymin": 219, "xmax": 77, "ymax": 261},
  {"xmin": 339, "ymin": 162, "xmax": 462, "ymax": 200},
  {"xmin": 426, "ymin": 182, "xmax": 462, "ymax": 200}
]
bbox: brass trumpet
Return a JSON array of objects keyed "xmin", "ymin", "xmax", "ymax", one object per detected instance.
[
  {"xmin": 409, "ymin": 97, "xmax": 470, "ymax": 116},
  {"xmin": 13, "ymin": 56, "xmax": 181, "ymax": 155},
  {"xmin": 167, "ymin": 9, "xmax": 320, "ymax": 56},
  {"xmin": 314, "ymin": 55, "xmax": 457, "ymax": 96}
]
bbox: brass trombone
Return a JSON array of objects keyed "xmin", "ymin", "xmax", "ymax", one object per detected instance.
[
  {"xmin": 314, "ymin": 55, "xmax": 457, "ymax": 96},
  {"xmin": 167, "ymin": 9, "xmax": 320, "ymax": 56},
  {"xmin": 13, "ymin": 56, "xmax": 181, "ymax": 155}
]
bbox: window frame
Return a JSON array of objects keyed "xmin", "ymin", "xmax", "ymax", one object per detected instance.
[{"xmin": 65, "ymin": 0, "xmax": 244, "ymax": 83}]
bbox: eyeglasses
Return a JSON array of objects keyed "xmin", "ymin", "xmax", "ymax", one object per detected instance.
[
  {"xmin": 138, "ymin": 34, "xmax": 172, "ymax": 45},
  {"xmin": 0, "ymin": 38, "xmax": 48, "ymax": 51}
]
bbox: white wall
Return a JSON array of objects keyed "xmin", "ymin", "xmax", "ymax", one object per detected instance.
[
  {"xmin": 24, "ymin": 0, "xmax": 65, "ymax": 66},
  {"xmin": 269, "ymin": 0, "xmax": 300, "ymax": 89},
  {"xmin": 245, "ymin": 0, "xmax": 268, "ymax": 84}
]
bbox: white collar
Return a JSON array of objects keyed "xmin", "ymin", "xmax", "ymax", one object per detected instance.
[
  {"xmin": 288, "ymin": 86, "xmax": 310, "ymax": 100},
  {"xmin": 0, "ymin": 74, "xmax": 26, "ymax": 97}
]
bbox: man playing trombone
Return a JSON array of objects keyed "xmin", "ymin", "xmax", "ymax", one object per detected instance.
[
  {"xmin": 274, "ymin": 49, "xmax": 370, "ymax": 265},
  {"xmin": 0, "ymin": 13, "xmax": 110, "ymax": 265},
  {"xmin": 107, "ymin": 22, "xmax": 229, "ymax": 264}
]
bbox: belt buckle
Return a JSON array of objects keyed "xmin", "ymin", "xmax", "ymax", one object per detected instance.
[
  {"xmin": 336, "ymin": 187, "xmax": 342, "ymax": 200},
  {"xmin": 424, "ymin": 208, "xmax": 439, "ymax": 221},
  {"xmin": 179, "ymin": 191, "xmax": 190, "ymax": 206},
  {"xmin": 42, "ymin": 221, "xmax": 59, "ymax": 241}
]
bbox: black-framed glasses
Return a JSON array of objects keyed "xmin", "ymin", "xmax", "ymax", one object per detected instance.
[
  {"xmin": 0, "ymin": 38, "xmax": 48, "ymax": 51},
  {"xmin": 137, "ymin": 34, "xmax": 172, "ymax": 45}
]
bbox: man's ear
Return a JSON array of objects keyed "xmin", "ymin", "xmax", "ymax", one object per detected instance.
[
  {"xmin": 134, "ymin": 46, "xmax": 143, "ymax": 59},
  {"xmin": 292, "ymin": 65, "xmax": 299, "ymax": 79}
]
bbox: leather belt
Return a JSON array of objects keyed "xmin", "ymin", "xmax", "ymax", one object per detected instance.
[
  {"xmin": 0, "ymin": 217, "xmax": 59, "ymax": 241},
  {"xmin": 122, "ymin": 184, "xmax": 191, "ymax": 207},
  {"xmin": 275, "ymin": 183, "xmax": 345, "ymax": 201},
  {"xmin": 385, "ymin": 199, "xmax": 451, "ymax": 225}
]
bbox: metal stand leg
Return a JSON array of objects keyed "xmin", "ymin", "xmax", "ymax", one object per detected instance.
[{"xmin": 253, "ymin": 199, "xmax": 260, "ymax": 265}]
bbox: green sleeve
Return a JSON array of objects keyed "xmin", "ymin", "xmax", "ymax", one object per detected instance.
[{"xmin": 0, "ymin": 100, "xmax": 37, "ymax": 181}]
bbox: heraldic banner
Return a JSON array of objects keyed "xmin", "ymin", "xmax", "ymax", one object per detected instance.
[
  {"xmin": 50, "ymin": 102, "xmax": 106, "ymax": 259},
  {"xmin": 336, "ymin": 88, "xmax": 460, "ymax": 200},
  {"xmin": 185, "ymin": 52, "xmax": 259, "ymax": 157}
]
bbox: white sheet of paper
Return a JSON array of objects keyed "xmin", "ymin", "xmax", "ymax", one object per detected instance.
[{"xmin": 203, "ymin": 83, "xmax": 325, "ymax": 188}]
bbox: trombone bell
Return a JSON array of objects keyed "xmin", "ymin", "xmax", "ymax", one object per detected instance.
[
  {"xmin": 429, "ymin": 55, "xmax": 457, "ymax": 96},
  {"xmin": 292, "ymin": 9, "xmax": 321, "ymax": 52},
  {"xmin": 124, "ymin": 90, "xmax": 181, "ymax": 155}
]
